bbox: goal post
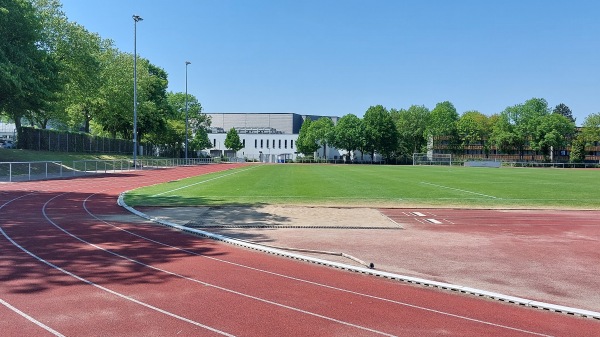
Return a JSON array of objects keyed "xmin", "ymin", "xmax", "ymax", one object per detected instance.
[{"xmin": 412, "ymin": 153, "xmax": 452, "ymax": 166}]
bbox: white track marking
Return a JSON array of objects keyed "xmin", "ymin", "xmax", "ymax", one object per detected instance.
[
  {"xmin": 83, "ymin": 193, "xmax": 556, "ymax": 336},
  {"xmin": 0, "ymin": 298, "xmax": 66, "ymax": 337},
  {"xmin": 40, "ymin": 193, "xmax": 396, "ymax": 337},
  {"xmin": 151, "ymin": 166, "xmax": 258, "ymax": 197},
  {"xmin": 420, "ymin": 182, "xmax": 499, "ymax": 199},
  {"xmin": 0, "ymin": 226, "xmax": 236, "ymax": 337},
  {"xmin": 411, "ymin": 212, "xmax": 426, "ymax": 217},
  {"xmin": 0, "ymin": 190, "xmax": 235, "ymax": 337}
]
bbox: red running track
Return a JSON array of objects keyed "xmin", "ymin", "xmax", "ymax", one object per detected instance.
[{"xmin": 0, "ymin": 164, "xmax": 598, "ymax": 337}]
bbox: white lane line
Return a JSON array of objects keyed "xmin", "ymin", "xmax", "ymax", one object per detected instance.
[
  {"xmin": 0, "ymin": 226, "xmax": 236, "ymax": 337},
  {"xmin": 151, "ymin": 166, "xmax": 259, "ymax": 197},
  {"xmin": 0, "ymin": 192, "xmax": 235, "ymax": 337},
  {"xmin": 0, "ymin": 298, "xmax": 66, "ymax": 337},
  {"xmin": 42, "ymin": 193, "xmax": 396, "ymax": 337},
  {"xmin": 420, "ymin": 182, "xmax": 499, "ymax": 199},
  {"xmin": 411, "ymin": 212, "xmax": 426, "ymax": 217},
  {"xmin": 426, "ymin": 219, "xmax": 443, "ymax": 224}
]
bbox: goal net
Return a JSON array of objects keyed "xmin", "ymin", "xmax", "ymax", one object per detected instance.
[{"xmin": 412, "ymin": 153, "xmax": 452, "ymax": 166}]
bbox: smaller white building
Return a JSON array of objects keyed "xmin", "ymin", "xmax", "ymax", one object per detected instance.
[
  {"xmin": 0, "ymin": 122, "xmax": 16, "ymax": 140},
  {"xmin": 207, "ymin": 130, "xmax": 301, "ymax": 162}
]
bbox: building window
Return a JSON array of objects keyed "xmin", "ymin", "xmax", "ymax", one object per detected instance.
[
  {"xmin": 279, "ymin": 139, "xmax": 281, "ymax": 148},
  {"xmin": 284, "ymin": 140, "xmax": 288, "ymax": 148},
  {"xmin": 213, "ymin": 139, "xmax": 216, "ymax": 147},
  {"xmin": 266, "ymin": 139, "xmax": 269, "ymax": 148},
  {"xmin": 242, "ymin": 139, "xmax": 246, "ymax": 147},
  {"xmin": 255, "ymin": 139, "xmax": 257, "ymax": 148},
  {"xmin": 260, "ymin": 139, "xmax": 263, "ymax": 148},
  {"xmin": 290, "ymin": 140, "xmax": 294, "ymax": 148}
]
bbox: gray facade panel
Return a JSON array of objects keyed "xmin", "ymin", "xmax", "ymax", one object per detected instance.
[{"xmin": 206, "ymin": 113, "xmax": 337, "ymax": 135}]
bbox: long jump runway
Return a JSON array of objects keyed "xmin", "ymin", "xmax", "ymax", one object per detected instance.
[{"xmin": 1, "ymin": 165, "xmax": 598, "ymax": 336}]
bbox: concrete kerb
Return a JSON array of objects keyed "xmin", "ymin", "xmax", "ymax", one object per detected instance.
[{"xmin": 117, "ymin": 193, "xmax": 600, "ymax": 321}]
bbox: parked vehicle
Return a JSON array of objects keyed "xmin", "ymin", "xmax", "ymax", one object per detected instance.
[{"xmin": 0, "ymin": 139, "xmax": 15, "ymax": 149}]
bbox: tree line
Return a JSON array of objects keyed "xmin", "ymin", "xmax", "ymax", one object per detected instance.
[
  {"xmin": 0, "ymin": 0, "xmax": 212, "ymax": 155},
  {"xmin": 297, "ymin": 99, "xmax": 600, "ymax": 163}
]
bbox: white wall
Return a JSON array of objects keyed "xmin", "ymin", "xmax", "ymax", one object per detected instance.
[{"xmin": 0, "ymin": 122, "xmax": 16, "ymax": 140}]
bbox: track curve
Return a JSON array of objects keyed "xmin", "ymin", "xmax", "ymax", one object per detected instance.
[{"xmin": 1, "ymin": 164, "xmax": 598, "ymax": 336}]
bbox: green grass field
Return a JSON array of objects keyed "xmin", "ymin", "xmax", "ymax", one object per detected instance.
[{"xmin": 124, "ymin": 164, "xmax": 600, "ymax": 209}]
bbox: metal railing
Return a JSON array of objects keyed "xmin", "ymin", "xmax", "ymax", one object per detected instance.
[{"xmin": 0, "ymin": 158, "xmax": 217, "ymax": 183}]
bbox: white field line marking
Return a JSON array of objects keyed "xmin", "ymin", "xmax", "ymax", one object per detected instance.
[
  {"xmin": 426, "ymin": 219, "xmax": 443, "ymax": 224},
  {"xmin": 411, "ymin": 212, "xmax": 426, "ymax": 217},
  {"xmin": 0, "ymin": 226, "xmax": 236, "ymax": 337},
  {"xmin": 151, "ymin": 166, "xmax": 259, "ymax": 197},
  {"xmin": 0, "ymin": 193, "xmax": 235, "ymax": 337},
  {"xmin": 420, "ymin": 182, "xmax": 499, "ymax": 199},
  {"xmin": 99, "ymin": 196, "xmax": 557, "ymax": 336},
  {"xmin": 42, "ymin": 193, "xmax": 396, "ymax": 337},
  {"xmin": 0, "ymin": 298, "xmax": 66, "ymax": 337}
]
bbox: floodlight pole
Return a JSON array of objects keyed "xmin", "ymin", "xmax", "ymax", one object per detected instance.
[
  {"xmin": 133, "ymin": 14, "xmax": 143, "ymax": 168},
  {"xmin": 185, "ymin": 61, "xmax": 191, "ymax": 161}
]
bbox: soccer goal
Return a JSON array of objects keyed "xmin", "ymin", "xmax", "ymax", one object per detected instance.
[{"xmin": 412, "ymin": 153, "xmax": 452, "ymax": 166}]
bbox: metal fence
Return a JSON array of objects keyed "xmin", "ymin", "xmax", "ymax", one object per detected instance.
[{"xmin": 0, "ymin": 158, "xmax": 216, "ymax": 183}]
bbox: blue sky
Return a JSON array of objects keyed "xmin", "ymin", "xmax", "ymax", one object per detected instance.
[{"xmin": 60, "ymin": 0, "xmax": 600, "ymax": 125}]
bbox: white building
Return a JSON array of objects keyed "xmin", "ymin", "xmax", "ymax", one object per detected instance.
[
  {"xmin": 0, "ymin": 122, "xmax": 16, "ymax": 140},
  {"xmin": 205, "ymin": 113, "xmax": 346, "ymax": 162}
]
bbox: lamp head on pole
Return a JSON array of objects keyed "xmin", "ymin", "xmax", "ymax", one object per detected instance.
[
  {"xmin": 133, "ymin": 15, "xmax": 143, "ymax": 22},
  {"xmin": 186, "ymin": 61, "xmax": 191, "ymax": 66}
]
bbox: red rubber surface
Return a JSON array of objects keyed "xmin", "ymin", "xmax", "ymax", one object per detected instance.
[{"xmin": 1, "ymin": 164, "xmax": 598, "ymax": 336}]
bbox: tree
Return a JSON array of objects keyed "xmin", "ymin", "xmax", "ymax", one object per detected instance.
[
  {"xmin": 94, "ymin": 47, "xmax": 133, "ymax": 138},
  {"xmin": 457, "ymin": 110, "xmax": 492, "ymax": 155},
  {"xmin": 59, "ymin": 23, "xmax": 105, "ymax": 132},
  {"xmin": 581, "ymin": 113, "xmax": 600, "ymax": 144},
  {"xmin": 490, "ymin": 113, "xmax": 519, "ymax": 155},
  {"xmin": 310, "ymin": 117, "xmax": 335, "ymax": 158},
  {"xmin": 224, "ymin": 128, "xmax": 243, "ymax": 155},
  {"xmin": 363, "ymin": 105, "xmax": 398, "ymax": 161},
  {"xmin": 491, "ymin": 98, "xmax": 550, "ymax": 159},
  {"xmin": 137, "ymin": 62, "xmax": 173, "ymax": 142},
  {"xmin": 151, "ymin": 119, "xmax": 185, "ymax": 156},
  {"xmin": 426, "ymin": 101, "xmax": 458, "ymax": 137},
  {"xmin": 530, "ymin": 113, "xmax": 575, "ymax": 160},
  {"xmin": 296, "ymin": 118, "xmax": 319, "ymax": 156},
  {"xmin": 553, "ymin": 103, "xmax": 575, "ymax": 124},
  {"xmin": 26, "ymin": 0, "xmax": 101, "ymax": 131},
  {"xmin": 0, "ymin": 0, "xmax": 61, "ymax": 140},
  {"xmin": 94, "ymin": 52, "xmax": 172, "ymax": 142},
  {"xmin": 166, "ymin": 91, "xmax": 209, "ymax": 142},
  {"xmin": 426, "ymin": 101, "xmax": 459, "ymax": 153},
  {"xmin": 190, "ymin": 127, "xmax": 213, "ymax": 153},
  {"xmin": 391, "ymin": 105, "xmax": 429, "ymax": 157},
  {"xmin": 332, "ymin": 114, "xmax": 363, "ymax": 161},
  {"xmin": 569, "ymin": 135, "xmax": 586, "ymax": 163}
]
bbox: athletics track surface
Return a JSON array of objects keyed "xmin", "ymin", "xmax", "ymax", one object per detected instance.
[{"xmin": 0, "ymin": 164, "xmax": 598, "ymax": 336}]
